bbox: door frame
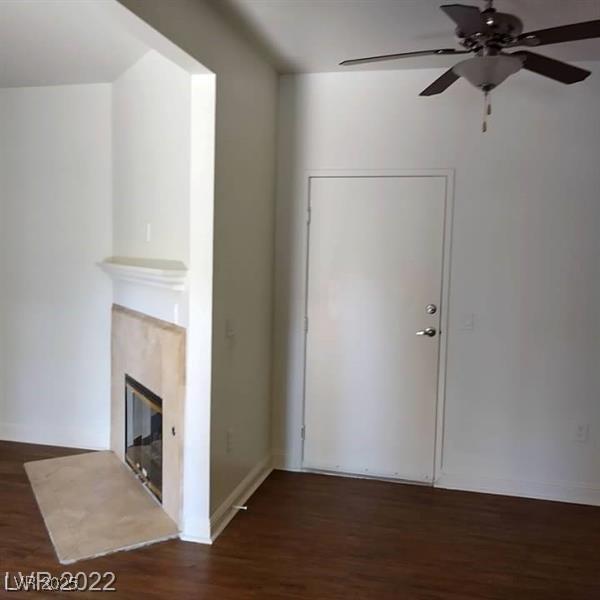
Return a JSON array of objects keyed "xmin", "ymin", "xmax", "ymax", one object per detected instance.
[{"xmin": 300, "ymin": 169, "xmax": 455, "ymax": 484}]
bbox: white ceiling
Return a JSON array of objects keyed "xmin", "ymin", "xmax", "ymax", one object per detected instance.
[
  {"xmin": 0, "ymin": 0, "xmax": 149, "ymax": 88},
  {"xmin": 220, "ymin": 0, "xmax": 600, "ymax": 73}
]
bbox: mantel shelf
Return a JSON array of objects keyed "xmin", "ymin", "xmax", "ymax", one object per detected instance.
[{"xmin": 99, "ymin": 257, "xmax": 188, "ymax": 291}]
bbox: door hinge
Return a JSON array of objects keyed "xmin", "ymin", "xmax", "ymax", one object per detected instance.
[
  {"xmin": 304, "ymin": 316, "xmax": 309, "ymax": 333},
  {"xmin": 307, "ymin": 205, "xmax": 312, "ymax": 226},
  {"xmin": 301, "ymin": 425, "xmax": 306, "ymax": 440}
]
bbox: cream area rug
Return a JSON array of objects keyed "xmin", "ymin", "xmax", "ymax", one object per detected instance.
[{"xmin": 25, "ymin": 451, "xmax": 179, "ymax": 564}]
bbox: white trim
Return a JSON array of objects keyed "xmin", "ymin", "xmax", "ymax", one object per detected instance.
[
  {"xmin": 437, "ymin": 471, "xmax": 600, "ymax": 506},
  {"xmin": 99, "ymin": 257, "xmax": 188, "ymax": 291},
  {"xmin": 302, "ymin": 460, "xmax": 431, "ymax": 483},
  {"xmin": 273, "ymin": 460, "xmax": 600, "ymax": 508},
  {"xmin": 0, "ymin": 422, "xmax": 107, "ymax": 451},
  {"xmin": 179, "ymin": 532, "xmax": 212, "ymax": 545},
  {"xmin": 304, "ymin": 466, "xmax": 432, "ymax": 486},
  {"xmin": 178, "ymin": 516, "xmax": 212, "ymax": 545},
  {"xmin": 209, "ymin": 455, "xmax": 273, "ymax": 543},
  {"xmin": 181, "ymin": 72, "xmax": 217, "ymax": 548},
  {"xmin": 433, "ymin": 170, "xmax": 454, "ymax": 482},
  {"xmin": 300, "ymin": 168, "xmax": 455, "ymax": 482}
]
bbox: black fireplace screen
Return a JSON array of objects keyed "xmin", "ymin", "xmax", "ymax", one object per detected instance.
[{"xmin": 125, "ymin": 375, "xmax": 162, "ymax": 501}]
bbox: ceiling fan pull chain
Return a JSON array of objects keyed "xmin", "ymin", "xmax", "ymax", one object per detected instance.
[{"xmin": 482, "ymin": 91, "xmax": 489, "ymax": 132}]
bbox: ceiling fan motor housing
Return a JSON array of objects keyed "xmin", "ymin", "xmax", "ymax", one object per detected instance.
[{"xmin": 460, "ymin": 9, "xmax": 524, "ymax": 52}]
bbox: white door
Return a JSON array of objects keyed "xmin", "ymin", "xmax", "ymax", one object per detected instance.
[{"xmin": 304, "ymin": 175, "xmax": 447, "ymax": 482}]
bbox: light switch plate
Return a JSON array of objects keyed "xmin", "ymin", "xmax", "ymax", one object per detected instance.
[
  {"xmin": 459, "ymin": 313, "xmax": 475, "ymax": 331},
  {"xmin": 574, "ymin": 423, "xmax": 589, "ymax": 443}
]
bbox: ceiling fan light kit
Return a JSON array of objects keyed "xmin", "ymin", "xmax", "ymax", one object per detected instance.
[
  {"xmin": 453, "ymin": 55, "xmax": 523, "ymax": 90},
  {"xmin": 340, "ymin": 0, "xmax": 599, "ymax": 132}
]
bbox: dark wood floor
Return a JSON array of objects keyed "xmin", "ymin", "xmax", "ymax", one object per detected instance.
[{"xmin": 2, "ymin": 441, "xmax": 600, "ymax": 599}]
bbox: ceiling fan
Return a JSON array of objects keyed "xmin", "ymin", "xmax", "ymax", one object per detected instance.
[{"xmin": 340, "ymin": 1, "xmax": 600, "ymax": 130}]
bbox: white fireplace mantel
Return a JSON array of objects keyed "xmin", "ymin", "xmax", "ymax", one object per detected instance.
[{"xmin": 99, "ymin": 257, "xmax": 188, "ymax": 291}]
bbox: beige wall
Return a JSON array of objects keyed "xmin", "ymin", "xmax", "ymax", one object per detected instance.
[{"xmin": 118, "ymin": 0, "xmax": 278, "ymax": 523}]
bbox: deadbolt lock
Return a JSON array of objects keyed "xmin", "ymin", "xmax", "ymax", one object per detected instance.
[{"xmin": 426, "ymin": 304, "xmax": 437, "ymax": 315}]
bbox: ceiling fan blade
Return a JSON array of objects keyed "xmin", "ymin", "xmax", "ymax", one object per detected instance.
[
  {"xmin": 512, "ymin": 51, "xmax": 591, "ymax": 84},
  {"xmin": 440, "ymin": 4, "xmax": 486, "ymax": 36},
  {"xmin": 419, "ymin": 68, "xmax": 461, "ymax": 96},
  {"xmin": 340, "ymin": 48, "xmax": 469, "ymax": 67},
  {"xmin": 516, "ymin": 19, "xmax": 600, "ymax": 47}
]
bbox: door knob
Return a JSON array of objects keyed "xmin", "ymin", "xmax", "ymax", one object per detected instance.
[{"xmin": 416, "ymin": 327, "xmax": 437, "ymax": 337}]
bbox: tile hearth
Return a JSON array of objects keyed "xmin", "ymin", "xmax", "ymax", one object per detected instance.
[{"xmin": 25, "ymin": 451, "xmax": 178, "ymax": 564}]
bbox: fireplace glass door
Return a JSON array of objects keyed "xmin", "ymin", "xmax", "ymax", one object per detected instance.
[{"xmin": 125, "ymin": 375, "xmax": 163, "ymax": 501}]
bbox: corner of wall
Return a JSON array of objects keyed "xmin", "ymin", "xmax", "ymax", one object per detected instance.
[{"xmin": 209, "ymin": 453, "xmax": 273, "ymax": 542}]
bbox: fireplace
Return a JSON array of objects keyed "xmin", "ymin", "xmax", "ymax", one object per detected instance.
[
  {"xmin": 112, "ymin": 305, "xmax": 185, "ymax": 524},
  {"xmin": 125, "ymin": 375, "xmax": 163, "ymax": 502}
]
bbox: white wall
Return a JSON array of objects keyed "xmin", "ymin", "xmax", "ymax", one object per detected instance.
[
  {"xmin": 119, "ymin": 0, "xmax": 278, "ymax": 535},
  {"xmin": 109, "ymin": 41, "xmax": 217, "ymax": 541},
  {"xmin": 111, "ymin": 50, "xmax": 193, "ymax": 326},
  {"xmin": 274, "ymin": 66, "xmax": 600, "ymax": 505},
  {"xmin": 0, "ymin": 84, "xmax": 113, "ymax": 449},
  {"xmin": 113, "ymin": 50, "xmax": 191, "ymax": 265}
]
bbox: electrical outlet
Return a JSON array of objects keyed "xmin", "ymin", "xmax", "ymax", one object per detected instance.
[
  {"xmin": 226, "ymin": 428, "xmax": 234, "ymax": 454},
  {"xmin": 145, "ymin": 223, "xmax": 152, "ymax": 243},
  {"xmin": 574, "ymin": 423, "xmax": 589, "ymax": 443}
]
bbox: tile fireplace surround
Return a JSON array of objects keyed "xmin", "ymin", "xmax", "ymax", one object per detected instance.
[{"xmin": 111, "ymin": 304, "xmax": 186, "ymax": 526}]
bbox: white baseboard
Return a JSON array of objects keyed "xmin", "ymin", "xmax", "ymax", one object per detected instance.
[
  {"xmin": 273, "ymin": 452, "xmax": 600, "ymax": 508},
  {"xmin": 178, "ymin": 514, "xmax": 212, "ymax": 545},
  {"xmin": 179, "ymin": 532, "xmax": 212, "ymax": 545},
  {"xmin": 0, "ymin": 422, "xmax": 108, "ymax": 451},
  {"xmin": 209, "ymin": 454, "xmax": 273, "ymax": 543},
  {"xmin": 436, "ymin": 471, "xmax": 600, "ymax": 506}
]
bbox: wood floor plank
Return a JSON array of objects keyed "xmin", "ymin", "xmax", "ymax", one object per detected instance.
[{"xmin": 1, "ymin": 441, "xmax": 599, "ymax": 599}]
